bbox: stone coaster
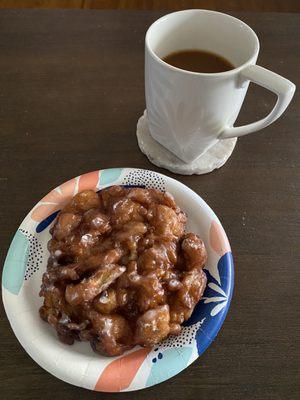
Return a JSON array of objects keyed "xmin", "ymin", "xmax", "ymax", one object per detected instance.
[{"xmin": 137, "ymin": 110, "xmax": 237, "ymax": 175}]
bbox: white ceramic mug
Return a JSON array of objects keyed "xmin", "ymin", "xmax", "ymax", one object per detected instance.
[{"xmin": 145, "ymin": 10, "xmax": 296, "ymax": 163}]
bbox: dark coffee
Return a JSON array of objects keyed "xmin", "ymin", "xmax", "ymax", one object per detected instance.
[{"xmin": 163, "ymin": 49, "xmax": 234, "ymax": 73}]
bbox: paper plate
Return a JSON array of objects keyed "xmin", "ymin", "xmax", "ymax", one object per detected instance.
[{"xmin": 2, "ymin": 168, "xmax": 234, "ymax": 392}]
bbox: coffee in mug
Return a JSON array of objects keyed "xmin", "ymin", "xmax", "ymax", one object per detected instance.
[{"xmin": 163, "ymin": 49, "xmax": 234, "ymax": 73}]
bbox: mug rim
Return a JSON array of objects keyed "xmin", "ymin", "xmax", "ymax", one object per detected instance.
[{"xmin": 145, "ymin": 9, "xmax": 260, "ymax": 77}]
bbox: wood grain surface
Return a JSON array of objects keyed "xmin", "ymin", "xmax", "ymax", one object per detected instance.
[
  {"xmin": 0, "ymin": 0, "xmax": 300, "ymax": 12},
  {"xmin": 0, "ymin": 9, "xmax": 299, "ymax": 400}
]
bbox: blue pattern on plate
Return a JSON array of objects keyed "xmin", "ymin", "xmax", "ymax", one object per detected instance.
[
  {"xmin": 122, "ymin": 184, "xmax": 145, "ymax": 189},
  {"xmin": 99, "ymin": 168, "xmax": 123, "ymax": 186},
  {"xmin": 146, "ymin": 346, "xmax": 193, "ymax": 387},
  {"xmin": 184, "ymin": 252, "xmax": 234, "ymax": 355},
  {"xmin": 2, "ymin": 230, "xmax": 29, "ymax": 295},
  {"xmin": 36, "ymin": 210, "xmax": 60, "ymax": 233},
  {"xmin": 195, "ymin": 329, "xmax": 213, "ymax": 356}
]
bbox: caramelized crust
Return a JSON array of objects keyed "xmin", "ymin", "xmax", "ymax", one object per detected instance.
[{"xmin": 39, "ymin": 187, "xmax": 207, "ymax": 356}]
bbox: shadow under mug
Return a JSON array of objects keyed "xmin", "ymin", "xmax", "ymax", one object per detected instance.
[{"xmin": 145, "ymin": 9, "xmax": 296, "ymax": 163}]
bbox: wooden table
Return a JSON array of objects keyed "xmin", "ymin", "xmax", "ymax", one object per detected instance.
[{"xmin": 0, "ymin": 10, "xmax": 299, "ymax": 400}]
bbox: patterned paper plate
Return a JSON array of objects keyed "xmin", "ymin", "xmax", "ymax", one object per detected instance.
[{"xmin": 2, "ymin": 168, "xmax": 234, "ymax": 392}]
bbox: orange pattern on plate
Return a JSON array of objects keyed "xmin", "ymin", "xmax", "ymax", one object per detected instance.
[
  {"xmin": 94, "ymin": 347, "xmax": 150, "ymax": 392},
  {"xmin": 31, "ymin": 171, "xmax": 100, "ymax": 222},
  {"xmin": 209, "ymin": 220, "xmax": 231, "ymax": 257}
]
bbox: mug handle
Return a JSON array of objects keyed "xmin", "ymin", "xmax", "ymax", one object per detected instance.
[{"xmin": 219, "ymin": 65, "xmax": 295, "ymax": 139}]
